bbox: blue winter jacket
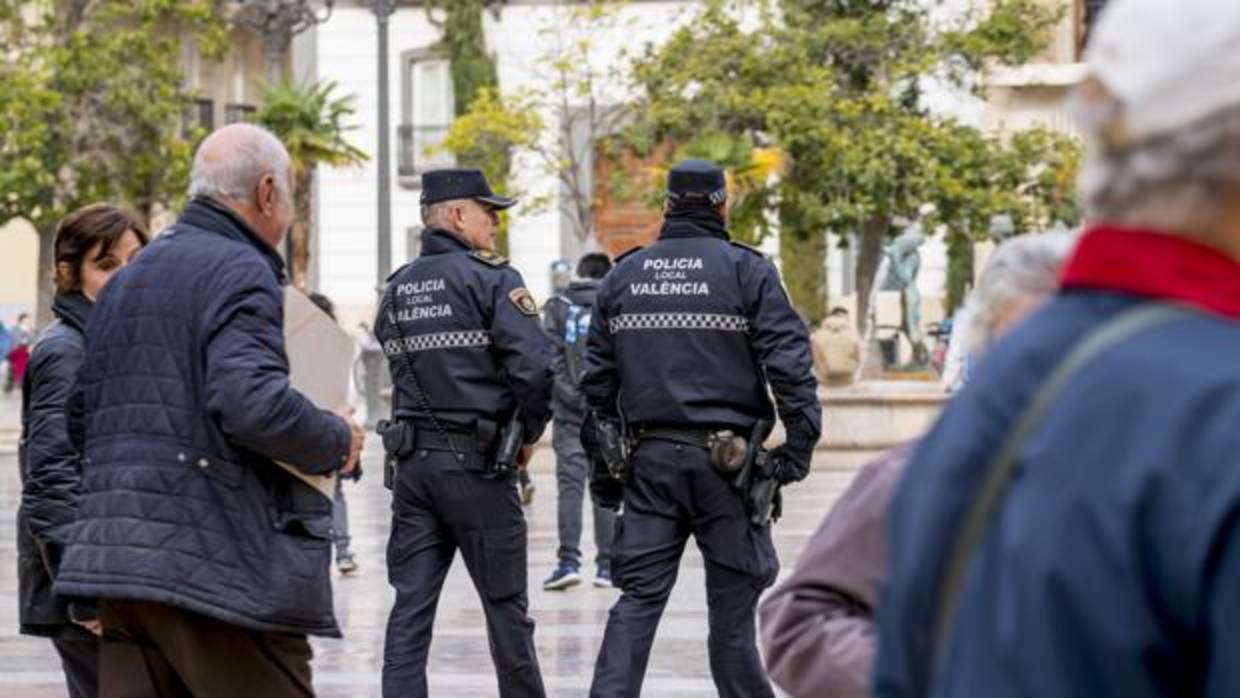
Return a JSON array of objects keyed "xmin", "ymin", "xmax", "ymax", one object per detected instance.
[
  {"xmin": 875, "ymin": 289, "xmax": 1240, "ymax": 697},
  {"xmin": 55, "ymin": 197, "xmax": 352, "ymax": 637}
]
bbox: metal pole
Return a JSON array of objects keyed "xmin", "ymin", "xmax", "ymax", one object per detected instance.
[{"xmin": 375, "ymin": 4, "xmax": 393, "ymax": 287}]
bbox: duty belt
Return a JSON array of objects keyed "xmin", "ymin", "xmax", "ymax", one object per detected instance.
[
  {"xmin": 635, "ymin": 425, "xmax": 715, "ymax": 449},
  {"xmin": 400, "ymin": 419, "xmax": 495, "ymax": 455}
]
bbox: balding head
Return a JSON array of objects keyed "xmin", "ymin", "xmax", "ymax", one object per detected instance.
[{"xmin": 189, "ymin": 124, "xmax": 295, "ymax": 248}]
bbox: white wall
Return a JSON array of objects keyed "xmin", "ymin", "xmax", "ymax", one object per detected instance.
[{"xmin": 311, "ymin": 9, "xmax": 438, "ymax": 330}]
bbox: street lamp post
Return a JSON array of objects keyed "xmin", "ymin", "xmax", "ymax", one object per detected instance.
[
  {"xmin": 232, "ymin": 0, "xmax": 335, "ymax": 84},
  {"xmin": 369, "ymin": 0, "xmax": 399, "ymax": 289}
]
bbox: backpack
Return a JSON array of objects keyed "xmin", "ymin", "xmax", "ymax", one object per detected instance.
[{"xmin": 561, "ymin": 299, "xmax": 593, "ymax": 388}]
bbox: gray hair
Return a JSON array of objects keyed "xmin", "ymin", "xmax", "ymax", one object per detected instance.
[
  {"xmin": 1074, "ymin": 88, "xmax": 1240, "ymax": 237},
  {"xmin": 421, "ymin": 199, "xmax": 466, "ymax": 230},
  {"xmin": 963, "ymin": 232, "xmax": 1075, "ymax": 355},
  {"xmin": 188, "ymin": 123, "xmax": 292, "ymax": 204}
]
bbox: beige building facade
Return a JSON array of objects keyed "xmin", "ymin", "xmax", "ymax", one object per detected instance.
[{"xmin": 982, "ymin": 0, "xmax": 1106, "ymax": 134}]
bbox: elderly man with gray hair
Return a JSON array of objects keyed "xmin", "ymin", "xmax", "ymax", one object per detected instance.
[
  {"xmin": 875, "ymin": 1, "xmax": 1240, "ymax": 696},
  {"xmin": 55, "ymin": 123, "xmax": 364, "ymax": 697},
  {"xmin": 758, "ymin": 232, "xmax": 1073, "ymax": 698}
]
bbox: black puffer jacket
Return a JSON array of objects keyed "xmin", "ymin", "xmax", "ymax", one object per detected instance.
[{"xmin": 17, "ymin": 292, "xmax": 92, "ymax": 636}]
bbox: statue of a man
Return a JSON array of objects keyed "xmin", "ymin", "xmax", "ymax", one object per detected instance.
[{"xmin": 883, "ymin": 220, "xmax": 928, "ymax": 366}]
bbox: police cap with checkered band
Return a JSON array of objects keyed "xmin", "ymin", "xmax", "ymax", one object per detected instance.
[{"xmin": 666, "ymin": 159, "xmax": 727, "ymax": 208}]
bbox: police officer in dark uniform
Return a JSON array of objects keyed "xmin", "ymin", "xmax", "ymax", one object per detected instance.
[
  {"xmin": 374, "ymin": 168, "xmax": 552, "ymax": 698},
  {"xmin": 582, "ymin": 160, "xmax": 821, "ymax": 697}
]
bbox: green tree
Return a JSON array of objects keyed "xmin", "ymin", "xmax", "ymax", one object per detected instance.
[
  {"xmin": 0, "ymin": 0, "xmax": 226, "ymax": 323},
  {"xmin": 255, "ymin": 79, "xmax": 368, "ymax": 289},
  {"xmin": 625, "ymin": 0, "xmax": 1079, "ymax": 326}
]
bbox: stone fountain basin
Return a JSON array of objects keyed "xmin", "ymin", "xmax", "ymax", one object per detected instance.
[{"xmin": 767, "ymin": 380, "xmax": 950, "ymax": 471}]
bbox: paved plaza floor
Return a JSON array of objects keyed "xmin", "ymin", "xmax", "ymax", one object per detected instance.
[{"xmin": 0, "ymin": 393, "xmax": 864, "ymax": 697}]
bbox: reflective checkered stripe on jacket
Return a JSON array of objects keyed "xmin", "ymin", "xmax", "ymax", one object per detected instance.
[
  {"xmin": 608, "ymin": 312, "xmax": 750, "ymax": 333},
  {"xmin": 382, "ymin": 330, "xmax": 492, "ymax": 356}
]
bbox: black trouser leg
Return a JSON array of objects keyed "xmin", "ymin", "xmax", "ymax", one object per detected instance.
[
  {"xmin": 452, "ymin": 468, "xmax": 544, "ymax": 697},
  {"xmin": 590, "ymin": 444, "xmax": 689, "ymax": 698},
  {"xmin": 386, "ymin": 449, "xmax": 545, "ymax": 698},
  {"xmin": 382, "ymin": 457, "xmax": 455, "ymax": 698},
  {"xmin": 690, "ymin": 453, "xmax": 779, "ymax": 698},
  {"xmin": 52, "ymin": 626, "xmax": 99, "ymax": 698},
  {"xmin": 702, "ymin": 558, "xmax": 774, "ymax": 698}
]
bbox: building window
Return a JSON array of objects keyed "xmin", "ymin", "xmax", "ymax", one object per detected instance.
[
  {"xmin": 182, "ymin": 97, "xmax": 214, "ymax": 138},
  {"xmin": 1077, "ymin": 0, "xmax": 1109, "ymax": 56},
  {"xmin": 398, "ymin": 49, "xmax": 455, "ymax": 182},
  {"xmin": 225, "ymin": 103, "xmax": 257, "ymax": 124}
]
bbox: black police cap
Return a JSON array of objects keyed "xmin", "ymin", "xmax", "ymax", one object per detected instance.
[
  {"xmin": 666, "ymin": 159, "xmax": 727, "ymax": 207},
  {"xmin": 420, "ymin": 168, "xmax": 517, "ymax": 210}
]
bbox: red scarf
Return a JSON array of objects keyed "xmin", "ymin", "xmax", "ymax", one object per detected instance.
[{"xmin": 1060, "ymin": 225, "xmax": 1240, "ymax": 321}]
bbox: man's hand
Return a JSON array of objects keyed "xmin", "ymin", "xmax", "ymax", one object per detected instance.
[
  {"xmin": 517, "ymin": 444, "xmax": 533, "ymax": 468},
  {"xmin": 68, "ymin": 601, "xmax": 101, "ymax": 637},
  {"xmin": 75, "ymin": 619, "xmax": 103, "ymax": 637},
  {"xmin": 336, "ymin": 407, "xmax": 364, "ymax": 476}
]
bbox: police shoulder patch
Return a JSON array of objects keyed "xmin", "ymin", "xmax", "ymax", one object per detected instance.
[
  {"xmin": 509, "ymin": 287, "xmax": 539, "ymax": 316},
  {"xmin": 469, "ymin": 249, "xmax": 510, "ymax": 268},
  {"xmin": 730, "ymin": 241, "xmax": 766, "ymax": 257},
  {"xmin": 615, "ymin": 245, "xmax": 644, "ymax": 263}
]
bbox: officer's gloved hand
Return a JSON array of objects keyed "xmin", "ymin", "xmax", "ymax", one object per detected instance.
[{"xmin": 769, "ymin": 420, "xmax": 817, "ymax": 485}]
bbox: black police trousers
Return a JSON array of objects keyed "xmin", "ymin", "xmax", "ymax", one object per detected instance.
[
  {"xmin": 382, "ymin": 448, "xmax": 545, "ymax": 698},
  {"xmin": 589, "ymin": 439, "xmax": 779, "ymax": 698}
]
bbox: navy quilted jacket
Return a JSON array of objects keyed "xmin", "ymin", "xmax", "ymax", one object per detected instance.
[{"xmin": 55, "ymin": 197, "xmax": 352, "ymax": 637}]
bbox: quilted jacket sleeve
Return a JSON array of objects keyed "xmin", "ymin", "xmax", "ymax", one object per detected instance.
[
  {"xmin": 21, "ymin": 334, "xmax": 85, "ymax": 545},
  {"xmin": 203, "ymin": 257, "xmax": 351, "ymax": 474}
]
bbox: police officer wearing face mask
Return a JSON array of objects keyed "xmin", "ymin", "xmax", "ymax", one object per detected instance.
[
  {"xmin": 582, "ymin": 160, "xmax": 821, "ymax": 698},
  {"xmin": 374, "ymin": 168, "xmax": 552, "ymax": 698}
]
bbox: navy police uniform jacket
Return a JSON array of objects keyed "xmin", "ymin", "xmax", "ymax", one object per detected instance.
[
  {"xmin": 876, "ymin": 226, "xmax": 1240, "ymax": 697},
  {"xmin": 375, "ymin": 228, "xmax": 552, "ymax": 442},
  {"xmin": 581, "ymin": 213, "xmax": 820, "ymax": 437},
  {"xmin": 56, "ymin": 197, "xmax": 353, "ymax": 637}
]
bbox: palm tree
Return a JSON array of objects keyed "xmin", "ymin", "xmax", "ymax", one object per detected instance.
[{"xmin": 256, "ymin": 79, "xmax": 368, "ymax": 289}]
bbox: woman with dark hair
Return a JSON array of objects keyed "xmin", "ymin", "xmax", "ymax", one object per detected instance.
[{"xmin": 17, "ymin": 203, "xmax": 148, "ymax": 698}]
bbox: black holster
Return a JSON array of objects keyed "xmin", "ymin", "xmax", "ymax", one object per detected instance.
[
  {"xmin": 377, "ymin": 419, "xmax": 416, "ymax": 490},
  {"xmin": 729, "ymin": 420, "xmax": 780, "ymax": 525},
  {"xmin": 491, "ymin": 414, "xmax": 525, "ymax": 479},
  {"xmin": 585, "ymin": 412, "xmax": 629, "ymax": 483}
]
